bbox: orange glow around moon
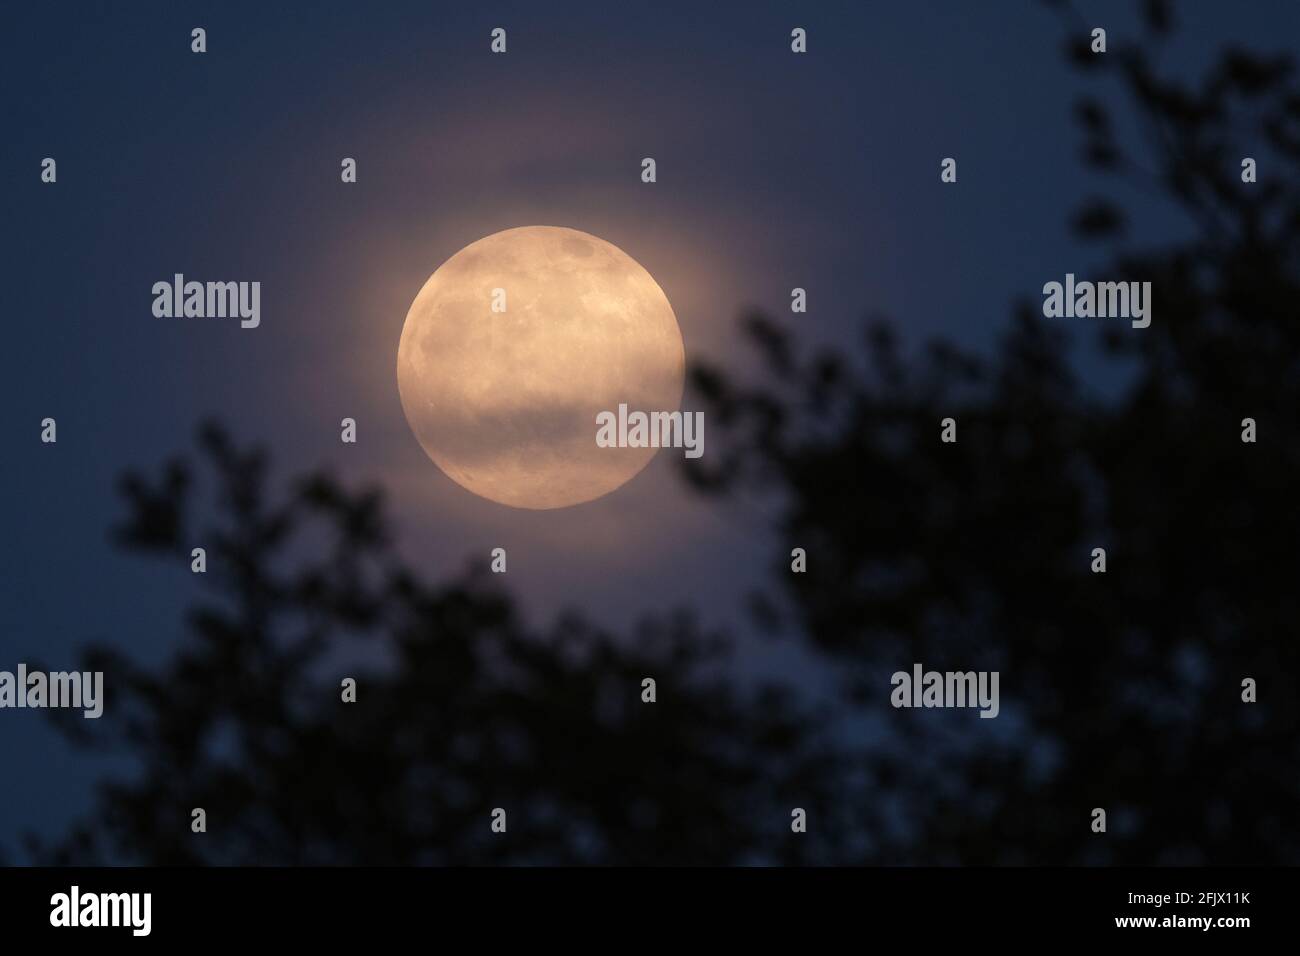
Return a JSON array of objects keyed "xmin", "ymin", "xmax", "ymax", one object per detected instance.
[{"xmin": 396, "ymin": 226, "xmax": 685, "ymax": 509}]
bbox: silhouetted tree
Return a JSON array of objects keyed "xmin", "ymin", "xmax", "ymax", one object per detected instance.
[
  {"xmin": 684, "ymin": 2, "xmax": 1300, "ymax": 863},
  {"xmin": 29, "ymin": 423, "xmax": 835, "ymax": 865}
]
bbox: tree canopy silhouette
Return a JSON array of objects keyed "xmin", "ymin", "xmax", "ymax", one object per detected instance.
[
  {"xmin": 28, "ymin": 423, "xmax": 832, "ymax": 866},
  {"xmin": 683, "ymin": 1, "xmax": 1300, "ymax": 864}
]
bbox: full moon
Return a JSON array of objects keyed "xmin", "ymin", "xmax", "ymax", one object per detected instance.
[{"xmin": 396, "ymin": 226, "xmax": 685, "ymax": 509}]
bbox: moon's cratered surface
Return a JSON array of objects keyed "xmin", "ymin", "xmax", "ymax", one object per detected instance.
[{"xmin": 396, "ymin": 226, "xmax": 685, "ymax": 509}]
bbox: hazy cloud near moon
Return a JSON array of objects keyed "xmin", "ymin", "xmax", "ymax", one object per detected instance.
[{"xmin": 397, "ymin": 226, "xmax": 685, "ymax": 509}]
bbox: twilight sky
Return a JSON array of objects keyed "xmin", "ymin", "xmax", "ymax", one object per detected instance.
[{"xmin": 3, "ymin": 0, "xmax": 1298, "ymax": 853}]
